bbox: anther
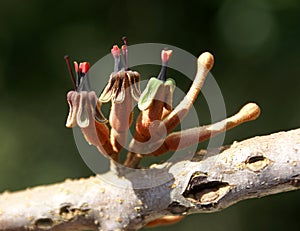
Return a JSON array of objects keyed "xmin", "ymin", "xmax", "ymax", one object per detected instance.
[
  {"xmin": 122, "ymin": 36, "xmax": 129, "ymax": 70},
  {"xmin": 157, "ymin": 49, "xmax": 173, "ymax": 81}
]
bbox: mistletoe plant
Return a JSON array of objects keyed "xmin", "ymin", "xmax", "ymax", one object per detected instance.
[{"xmin": 65, "ymin": 38, "xmax": 260, "ymax": 170}]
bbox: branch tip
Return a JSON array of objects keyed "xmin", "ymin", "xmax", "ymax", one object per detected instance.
[
  {"xmin": 238, "ymin": 102, "xmax": 261, "ymax": 122},
  {"xmin": 198, "ymin": 52, "xmax": 214, "ymax": 71}
]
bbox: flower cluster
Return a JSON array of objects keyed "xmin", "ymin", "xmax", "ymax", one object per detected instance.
[{"xmin": 65, "ymin": 38, "xmax": 260, "ymax": 167}]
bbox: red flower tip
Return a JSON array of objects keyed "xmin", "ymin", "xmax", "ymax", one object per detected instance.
[
  {"xmin": 111, "ymin": 45, "xmax": 120, "ymax": 57},
  {"xmin": 79, "ymin": 62, "xmax": 90, "ymax": 74},
  {"xmin": 161, "ymin": 50, "xmax": 173, "ymax": 64}
]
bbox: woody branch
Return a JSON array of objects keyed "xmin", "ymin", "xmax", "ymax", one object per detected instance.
[{"xmin": 0, "ymin": 128, "xmax": 299, "ymax": 231}]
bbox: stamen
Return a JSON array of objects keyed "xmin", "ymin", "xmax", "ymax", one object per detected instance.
[
  {"xmin": 157, "ymin": 49, "xmax": 173, "ymax": 81},
  {"xmin": 122, "ymin": 36, "xmax": 127, "ymax": 46},
  {"xmin": 73, "ymin": 61, "xmax": 80, "ymax": 88},
  {"xmin": 79, "ymin": 62, "xmax": 91, "ymax": 91},
  {"xmin": 122, "ymin": 36, "xmax": 129, "ymax": 70},
  {"xmin": 64, "ymin": 55, "xmax": 77, "ymax": 90},
  {"xmin": 111, "ymin": 45, "xmax": 121, "ymax": 72}
]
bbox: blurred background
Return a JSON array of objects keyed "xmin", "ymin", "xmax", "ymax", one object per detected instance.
[{"xmin": 0, "ymin": 0, "xmax": 299, "ymax": 230}]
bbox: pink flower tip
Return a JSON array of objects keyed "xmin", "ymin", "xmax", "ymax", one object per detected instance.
[
  {"xmin": 111, "ymin": 45, "xmax": 120, "ymax": 57},
  {"xmin": 161, "ymin": 50, "xmax": 173, "ymax": 63}
]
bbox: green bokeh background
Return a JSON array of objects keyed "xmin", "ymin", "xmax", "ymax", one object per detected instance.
[{"xmin": 0, "ymin": 0, "xmax": 299, "ymax": 230}]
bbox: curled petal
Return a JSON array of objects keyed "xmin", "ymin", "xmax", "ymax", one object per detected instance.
[
  {"xmin": 76, "ymin": 92, "xmax": 90, "ymax": 128},
  {"xmin": 113, "ymin": 74, "xmax": 125, "ymax": 103},
  {"xmin": 88, "ymin": 92, "xmax": 107, "ymax": 123},
  {"xmin": 129, "ymin": 71, "xmax": 141, "ymax": 101},
  {"xmin": 95, "ymin": 100, "xmax": 108, "ymax": 123},
  {"xmin": 100, "ymin": 70, "xmax": 141, "ymax": 104},
  {"xmin": 66, "ymin": 91, "xmax": 79, "ymax": 128},
  {"xmin": 165, "ymin": 78, "xmax": 176, "ymax": 91},
  {"xmin": 164, "ymin": 78, "xmax": 176, "ymax": 110},
  {"xmin": 66, "ymin": 90, "xmax": 108, "ymax": 128},
  {"xmin": 99, "ymin": 74, "xmax": 117, "ymax": 103},
  {"xmin": 138, "ymin": 77, "xmax": 163, "ymax": 111}
]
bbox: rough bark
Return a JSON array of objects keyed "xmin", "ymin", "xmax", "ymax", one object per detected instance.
[{"xmin": 0, "ymin": 128, "xmax": 300, "ymax": 231}]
